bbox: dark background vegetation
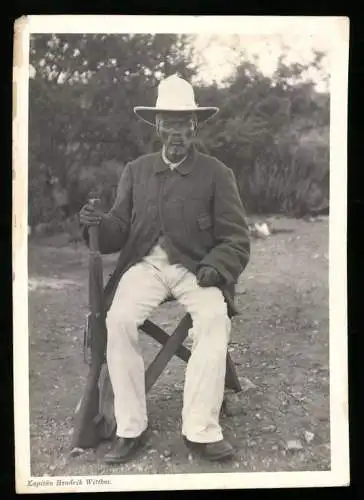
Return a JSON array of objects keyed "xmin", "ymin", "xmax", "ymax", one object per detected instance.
[{"xmin": 28, "ymin": 33, "xmax": 330, "ymax": 236}]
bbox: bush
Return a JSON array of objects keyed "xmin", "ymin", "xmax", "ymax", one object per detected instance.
[
  {"xmin": 29, "ymin": 159, "xmax": 125, "ymax": 228},
  {"xmin": 67, "ymin": 160, "xmax": 124, "ymax": 213},
  {"xmin": 28, "ymin": 163, "xmax": 60, "ymax": 226},
  {"xmin": 239, "ymin": 136, "xmax": 329, "ymax": 215}
]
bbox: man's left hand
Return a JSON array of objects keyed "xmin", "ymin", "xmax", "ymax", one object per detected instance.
[{"xmin": 197, "ymin": 266, "xmax": 222, "ymax": 288}]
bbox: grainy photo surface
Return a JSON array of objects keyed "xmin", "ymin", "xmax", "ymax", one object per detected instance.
[{"xmin": 13, "ymin": 15, "xmax": 349, "ymax": 493}]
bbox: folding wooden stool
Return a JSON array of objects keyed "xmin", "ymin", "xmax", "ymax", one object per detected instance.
[{"xmin": 141, "ymin": 309, "xmax": 242, "ymax": 394}]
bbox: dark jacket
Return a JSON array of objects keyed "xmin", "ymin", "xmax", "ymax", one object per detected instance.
[{"xmin": 85, "ymin": 148, "xmax": 251, "ymax": 317}]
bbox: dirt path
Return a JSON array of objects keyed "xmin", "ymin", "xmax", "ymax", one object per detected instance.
[{"xmin": 27, "ymin": 216, "xmax": 330, "ymax": 476}]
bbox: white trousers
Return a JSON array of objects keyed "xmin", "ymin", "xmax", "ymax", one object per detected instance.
[{"xmin": 106, "ymin": 245, "xmax": 231, "ymax": 443}]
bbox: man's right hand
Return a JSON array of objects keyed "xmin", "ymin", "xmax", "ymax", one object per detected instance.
[{"xmin": 79, "ymin": 203, "xmax": 105, "ymax": 227}]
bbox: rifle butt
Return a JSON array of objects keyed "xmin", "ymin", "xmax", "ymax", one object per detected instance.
[{"xmin": 71, "ymin": 363, "xmax": 103, "ymax": 450}]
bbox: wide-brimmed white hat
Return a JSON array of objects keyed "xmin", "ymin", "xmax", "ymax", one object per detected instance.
[{"xmin": 134, "ymin": 74, "xmax": 219, "ymax": 126}]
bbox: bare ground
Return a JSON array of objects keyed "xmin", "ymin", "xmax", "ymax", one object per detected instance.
[{"xmin": 27, "ymin": 216, "xmax": 330, "ymax": 476}]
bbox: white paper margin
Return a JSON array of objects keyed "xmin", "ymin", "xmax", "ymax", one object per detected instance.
[{"xmin": 13, "ymin": 14, "xmax": 350, "ymax": 494}]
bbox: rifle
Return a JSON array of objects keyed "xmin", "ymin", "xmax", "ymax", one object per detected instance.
[{"xmin": 70, "ymin": 197, "xmax": 114, "ymax": 454}]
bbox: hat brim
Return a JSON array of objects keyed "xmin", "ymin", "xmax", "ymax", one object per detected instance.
[{"xmin": 133, "ymin": 106, "xmax": 219, "ymax": 126}]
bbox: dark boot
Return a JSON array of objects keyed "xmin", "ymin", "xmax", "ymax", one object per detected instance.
[
  {"xmin": 183, "ymin": 436, "xmax": 235, "ymax": 461},
  {"xmin": 104, "ymin": 430, "xmax": 148, "ymax": 464}
]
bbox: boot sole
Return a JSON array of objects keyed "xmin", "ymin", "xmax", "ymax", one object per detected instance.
[
  {"xmin": 104, "ymin": 443, "xmax": 145, "ymax": 465},
  {"xmin": 183, "ymin": 437, "xmax": 235, "ymax": 461}
]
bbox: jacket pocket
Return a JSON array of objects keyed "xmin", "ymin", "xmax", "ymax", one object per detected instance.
[{"xmin": 197, "ymin": 214, "xmax": 213, "ymax": 231}]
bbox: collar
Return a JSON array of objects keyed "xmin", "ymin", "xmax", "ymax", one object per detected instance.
[
  {"xmin": 161, "ymin": 147, "xmax": 187, "ymax": 170},
  {"xmin": 154, "ymin": 146, "xmax": 197, "ymax": 176}
]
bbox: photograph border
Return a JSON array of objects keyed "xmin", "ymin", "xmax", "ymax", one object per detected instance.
[{"xmin": 12, "ymin": 14, "xmax": 350, "ymax": 493}]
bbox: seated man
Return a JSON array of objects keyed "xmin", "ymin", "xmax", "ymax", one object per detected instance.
[{"xmin": 80, "ymin": 74, "xmax": 251, "ymax": 464}]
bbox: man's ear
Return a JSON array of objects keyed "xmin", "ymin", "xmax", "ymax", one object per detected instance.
[{"xmin": 155, "ymin": 114, "xmax": 163, "ymax": 135}]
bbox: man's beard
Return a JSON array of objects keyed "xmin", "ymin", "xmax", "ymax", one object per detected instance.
[{"xmin": 164, "ymin": 137, "xmax": 190, "ymax": 162}]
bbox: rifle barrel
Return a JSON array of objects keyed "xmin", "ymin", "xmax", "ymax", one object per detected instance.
[{"xmin": 88, "ymin": 197, "xmax": 101, "ymax": 253}]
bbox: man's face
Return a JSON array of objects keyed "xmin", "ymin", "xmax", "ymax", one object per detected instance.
[{"xmin": 156, "ymin": 113, "xmax": 197, "ymax": 161}]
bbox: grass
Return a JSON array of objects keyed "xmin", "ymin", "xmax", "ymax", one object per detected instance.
[{"xmin": 27, "ymin": 215, "xmax": 330, "ymax": 476}]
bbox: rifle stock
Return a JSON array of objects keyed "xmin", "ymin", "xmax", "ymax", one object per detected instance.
[{"xmin": 71, "ymin": 199, "xmax": 108, "ymax": 451}]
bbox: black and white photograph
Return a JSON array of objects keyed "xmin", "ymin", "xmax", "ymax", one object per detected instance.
[{"xmin": 12, "ymin": 15, "xmax": 349, "ymax": 493}]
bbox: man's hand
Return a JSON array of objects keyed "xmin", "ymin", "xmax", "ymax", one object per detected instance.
[
  {"xmin": 196, "ymin": 266, "xmax": 222, "ymax": 288},
  {"xmin": 79, "ymin": 202, "xmax": 105, "ymax": 227}
]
